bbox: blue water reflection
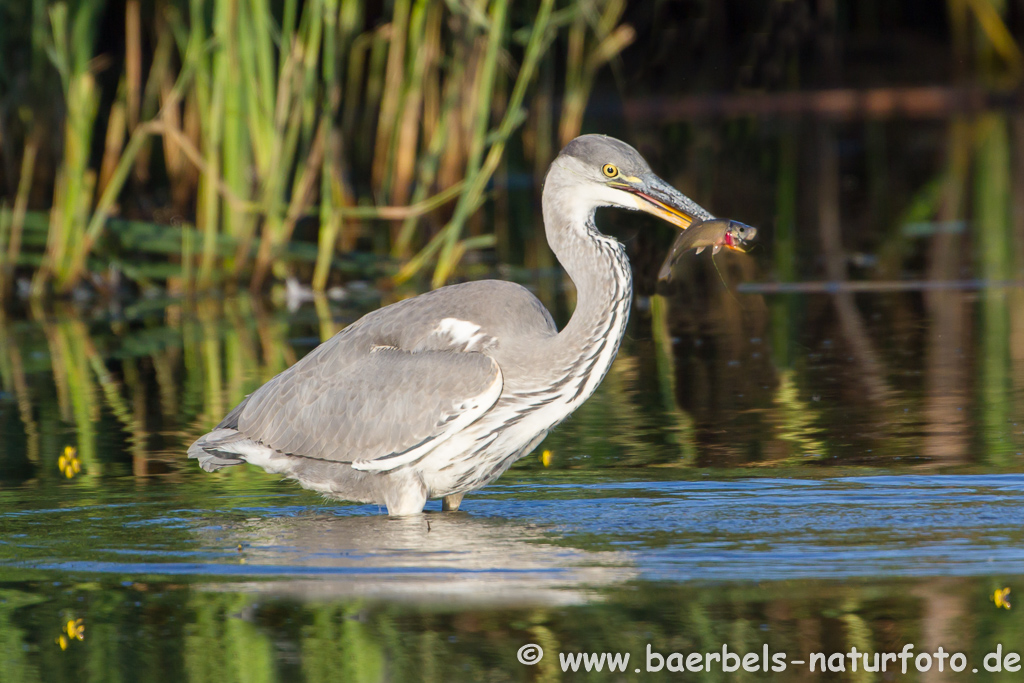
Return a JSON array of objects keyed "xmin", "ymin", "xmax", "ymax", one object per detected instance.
[{"xmin": 4, "ymin": 474, "xmax": 1024, "ymax": 591}]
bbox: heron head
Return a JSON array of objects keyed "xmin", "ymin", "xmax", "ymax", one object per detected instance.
[{"xmin": 554, "ymin": 134, "xmax": 714, "ymax": 230}]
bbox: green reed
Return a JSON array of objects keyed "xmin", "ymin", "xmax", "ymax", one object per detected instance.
[
  {"xmin": 31, "ymin": 2, "xmax": 102, "ymax": 297},
  {"xmin": 0, "ymin": 1, "xmax": 634, "ymax": 299}
]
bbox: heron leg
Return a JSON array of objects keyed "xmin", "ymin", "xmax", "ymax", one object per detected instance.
[
  {"xmin": 441, "ymin": 492, "xmax": 465, "ymax": 512},
  {"xmin": 384, "ymin": 481, "xmax": 428, "ymax": 516}
]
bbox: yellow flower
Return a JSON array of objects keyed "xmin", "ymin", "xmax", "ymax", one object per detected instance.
[
  {"xmin": 993, "ymin": 587, "xmax": 1012, "ymax": 610},
  {"xmin": 58, "ymin": 446, "xmax": 81, "ymax": 479},
  {"xmin": 65, "ymin": 618, "xmax": 85, "ymax": 640},
  {"xmin": 540, "ymin": 450, "xmax": 552, "ymax": 467},
  {"xmin": 55, "ymin": 618, "xmax": 84, "ymax": 650}
]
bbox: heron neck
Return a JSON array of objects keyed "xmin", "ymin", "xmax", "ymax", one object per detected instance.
[{"xmin": 542, "ymin": 183, "xmax": 633, "ymax": 357}]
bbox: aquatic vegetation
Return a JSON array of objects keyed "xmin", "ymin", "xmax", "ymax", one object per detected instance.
[
  {"xmin": 54, "ymin": 617, "xmax": 84, "ymax": 650},
  {"xmin": 0, "ymin": 0, "xmax": 634, "ymax": 298},
  {"xmin": 56, "ymin": 446, "xmax": 80, "ymax": 479}
]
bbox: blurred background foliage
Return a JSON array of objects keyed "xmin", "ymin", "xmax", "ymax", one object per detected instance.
[
  {"xmin": 1, "ymin": 0, "xmax": 1023, "ymax": 299},
  {"xmin": 0, "ymin": 0, "xmax": 638, "ymax": 296}
]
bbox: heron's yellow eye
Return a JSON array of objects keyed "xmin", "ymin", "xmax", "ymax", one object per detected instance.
[{"xmin": 602, "ymin": 163, "xmax": 618, "ymax": 178}]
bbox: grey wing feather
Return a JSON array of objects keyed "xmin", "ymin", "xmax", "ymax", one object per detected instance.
[
  {"xmin": 235, "ymin": 343, "xmax": 502, "ymax": 469},
  {"xmin": 193, "ymin": 279, "xmax": 553, "ymax": 473},
  {"xmin": 216, "ymin": 399, "xmax": 247, "ymax": 430}
]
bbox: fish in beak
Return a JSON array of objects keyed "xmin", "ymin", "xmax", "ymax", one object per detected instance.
[{"xmin": 658, "ymin": 218, "xmax": 758, "ymax": 281}]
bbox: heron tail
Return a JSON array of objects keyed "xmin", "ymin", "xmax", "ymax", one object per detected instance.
[{"xmin": 187, "ymin": 429, "xmax": 248, "ymax": 471}]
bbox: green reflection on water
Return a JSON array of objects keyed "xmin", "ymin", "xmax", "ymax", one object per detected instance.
[
  {"xmin": 2, "ymin": 578, "xmax": 1024, "ymax": 682},
  {"xmin": 1, "ymin": 282, "xmax": 1024, "ymax": 484},
  {"xmin": 976, "ymin": 115, "xmax": 1016, "ymax": 466}
]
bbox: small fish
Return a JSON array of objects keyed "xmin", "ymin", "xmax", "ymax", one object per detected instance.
[{"xmin": 658, "ymin": 218, "xmax": 757, "ymax": 281}]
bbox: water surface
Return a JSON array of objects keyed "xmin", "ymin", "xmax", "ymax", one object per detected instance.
[
  {"xmin": 2, "ymin": 257, "xmax": 1024, "ymax": 681},
  {"xmin": 4, "ymin": 470, "xmax": 1024, "ymax": 681}
]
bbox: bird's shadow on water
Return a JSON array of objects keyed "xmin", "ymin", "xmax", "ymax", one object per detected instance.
[{"xmin": 199, "ymin": 508, "xmax": 637, "ymax": 606}]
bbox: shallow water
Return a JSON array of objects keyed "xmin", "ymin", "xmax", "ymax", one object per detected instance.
[
  {"xmin": 6, "ymin": 473, "xmax": 1024, "ymax": 587},
  {"xmin": 2, "ymin": 276, "xmax": 1024, "ymax": 680},
  {"xmin": 4, "ymin": 471, "xmax": 1024, "ymax": 681}
]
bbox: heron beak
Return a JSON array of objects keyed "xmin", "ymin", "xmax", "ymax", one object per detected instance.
[{"xmin": 612, "ymin": 174, "xmax": 714, "ymax": 230}]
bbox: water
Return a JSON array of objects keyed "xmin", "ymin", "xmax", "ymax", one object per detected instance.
[
  {"xmin": 1, "ymin": 283, "xmax": 1024, "ymax": 681},
  {"xmin": 4, "ymin": 474, "xmax": 1024, "ymax": 680},
  {"xmin": 6, "ymin": 474, "xmax": 1024, "ymax": 584}
]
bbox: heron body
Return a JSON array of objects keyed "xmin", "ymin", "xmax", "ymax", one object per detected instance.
[{"xmin": 188, "ymin": 135, "xmax": 713, "ymax": 515}]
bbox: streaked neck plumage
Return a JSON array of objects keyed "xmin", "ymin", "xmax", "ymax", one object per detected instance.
[{"xmin": 542, "ymin": 162, "xmax": 633, "ymax": 366}]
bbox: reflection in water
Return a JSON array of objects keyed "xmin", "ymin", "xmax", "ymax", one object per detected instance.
[
  {"xmin": 202, "ymin": 512, "xmax": 635, "ymax": 606},
  {"xmin": 8, "ymin": 475, "xmax": 1024, "ymax": 585},
  {"xmin": 817, "ymin": 122, "xmax": 892, "ymax": 407},
  {"xmin": 3, "ymin": 475, "xmax": 1024, "ymax": 681},
  {"xmin": 923, "ymin": 122, "xmax": 972, "ymax": 467},
  {"xmin": 915, "ymin": 579, "xmax": 970, "ymax": 683},
  {"xmin": 4, "ymin": 573, "xmax": 1024, "ymax": 683},
  {"xmin": 0, "ymin": 136, "xmax": 1022, "ymax": 479},
  {"xmin": 925, "ymin": 290, "xmax": 970, "ymax": 464},
  {"xmin": 1, "ymin": 283, "xmax": 1023, "ymax": 481},
  {"xmin": 770, "ymin": 370, "xmax": 826, "ymax": 461}
]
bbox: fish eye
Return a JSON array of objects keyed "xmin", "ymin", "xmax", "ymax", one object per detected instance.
[{"xmin": 602, "ymin": 163, "xmax": 619, "ymax": 178}]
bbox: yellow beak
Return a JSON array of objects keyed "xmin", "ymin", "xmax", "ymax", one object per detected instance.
[
  {"xmin": 631, "ymin": 190, "xmax": 698, "ymax": 230},
  {"xmin": 610, "ymin": 175, "xmax": 711, "ymax": 231}
]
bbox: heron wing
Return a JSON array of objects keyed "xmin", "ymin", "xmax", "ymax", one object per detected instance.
[{"xmin": 234, "ymin": 345, "xmax": 502, "ymax": 473}]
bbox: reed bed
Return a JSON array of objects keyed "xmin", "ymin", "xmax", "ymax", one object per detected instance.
[{"xmin": 0, "ymin": 0, "xmax": 634, "ymax": 299}]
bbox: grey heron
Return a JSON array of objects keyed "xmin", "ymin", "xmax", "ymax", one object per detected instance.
[{"xmin": 189, "ymin": 134, "xmax": 716, "ymax": 516}]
